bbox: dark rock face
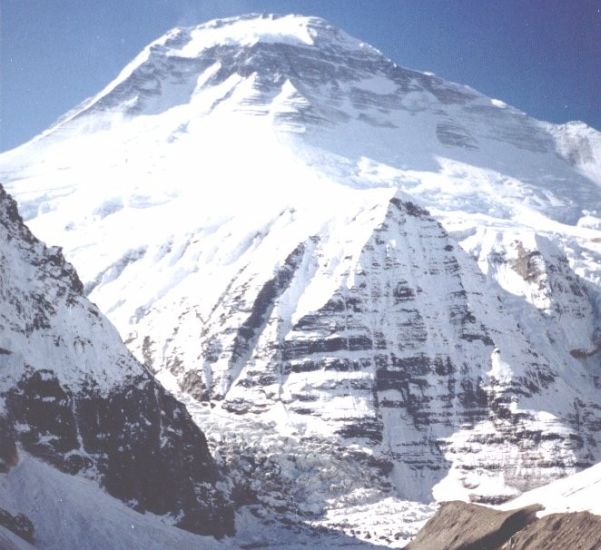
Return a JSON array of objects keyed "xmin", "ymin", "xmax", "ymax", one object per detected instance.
[
  {"xmin": 0, "ymin": 508, "xmax": 34, "ymax": 544},
  {"xmin": 3, "ymin": 370, "xmax": 233, "ymax": 536},
  {"xmin": 406, "ymin": 501, "xmax": 601, "ymax": 550},
  {"xmin": 0, "ymin": 415, "xmax": 17, "ymax": 473},
  {"xmin": 226, "ymin": 241, "xmax": 307, "ymax": 396},
  {"xmin": 0, "ymin": 184, "xmax": 234, "ymax": 537}
]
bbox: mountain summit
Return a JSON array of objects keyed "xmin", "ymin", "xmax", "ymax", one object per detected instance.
[
  {"xmin": 44, "ymin": 13, "xmax": 422, "ymax": 126},
  {"xmin": 1, "ymin": 13, "xmax": 601, "ymax": 547},
  {"xmin": 4, "ymin": 14, "xmax": 600, "ymax": 220}
]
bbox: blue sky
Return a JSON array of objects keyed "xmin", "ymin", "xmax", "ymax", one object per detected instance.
[{"xmin": 1, "ymin": 0, "xmax": 600, "ymax": 151}]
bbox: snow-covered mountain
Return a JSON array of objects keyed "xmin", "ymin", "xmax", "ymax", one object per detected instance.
[
  {"xmin": 1, "ymin": 13, "xmax": 601, "ymax": 547},
  {"xmin": 0, "ymin": 184, "xmax": 233, "ymax": 547}
]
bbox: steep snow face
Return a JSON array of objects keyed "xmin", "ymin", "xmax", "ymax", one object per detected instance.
[
  {"xmin": 175, "ymin": 195, "xmax": 601, "ymax": 501},
  {"xmin": 0, "ymin": 185, "xmax": 133, "ymax": 395},
  {"xmin": 0, "ymin": 185, "xmax": 233, "ymax": 538},
  {"xmin": 0, "ymin": 12, "xmax": 601, "ymax": 546},
  {"xmin": 545, "ymin": 121, "xmax": 601, "ymax": 185}
]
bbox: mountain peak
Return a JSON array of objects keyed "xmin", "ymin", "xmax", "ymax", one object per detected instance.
[
  {"xmin": 37, "ymin": 13, "xmax": 384, "ymax": 135},
  {"xmin": 169, "ymin": 13, "xmax": 368, "ymax": 52}
]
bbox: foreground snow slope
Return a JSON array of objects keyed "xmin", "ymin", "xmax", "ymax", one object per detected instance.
[
  {"xmin": 0, "ymin": 454, "xmax": 227, "ymax": 550},
  {"xmin": 1, "ymin": 13, "xmax": 600, "ymax": 546}
]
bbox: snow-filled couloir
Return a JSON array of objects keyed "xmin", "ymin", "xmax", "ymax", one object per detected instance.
[{"xmin": 1, "ymin": 13, "xmax": 601, "ymax": 547}]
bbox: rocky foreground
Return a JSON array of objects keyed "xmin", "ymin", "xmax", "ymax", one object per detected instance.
[{"xmin": 406, "ymin": 501, "xmax": 601, "ymax": 550}]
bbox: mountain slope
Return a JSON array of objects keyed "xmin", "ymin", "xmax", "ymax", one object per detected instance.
[
  {"xmin": 0, "ymin": 13, "xmax": 600, "ymax": 547},
  {"xmin": 0, "ymin": 184, "xmax": 233, "ymax": 543}
]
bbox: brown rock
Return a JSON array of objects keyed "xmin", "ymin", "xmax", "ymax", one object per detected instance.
[
  {"xmin": 405, "ymin": 501, "xmax": 540, "ymax": 550},
  {"xmin": 501, "ymin": 511, "xmax": 601, "ymax": 550},
  {"xmin": 407, "ymin": 501, "xmax": 601, "ymax": 550}
]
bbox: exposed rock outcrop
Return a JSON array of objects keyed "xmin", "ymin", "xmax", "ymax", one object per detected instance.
[
  {"xmin": 406, "ymin": 501, "xmax": 601, "ymax": 550},
  {"xmin": 502, "ymin": 511, "xmax": 601, "ymax": 550}
]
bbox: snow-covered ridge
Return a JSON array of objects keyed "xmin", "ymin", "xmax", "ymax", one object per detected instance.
[
  {"xmin": 0, "ymin": 184, "xmax": 233, "ymax": 538},
  {"xmin": 3, "ymin": 14, "xmax": 599, "ymax": 225},
  {"xmin": 0, "ymin": 184, "xmax": 134, "ymax": 394},
  {"xmin": 4, "ymin": 12, "xmax": 599, "ymax": 162},
  {"xmin": 500, "ymin": 461, "xmax": 601, "ymax": 517}
]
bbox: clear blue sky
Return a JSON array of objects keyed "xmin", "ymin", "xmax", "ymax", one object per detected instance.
[{"xmin": 1, "ymin": 0, "xmax": 600, "ymax": 152}]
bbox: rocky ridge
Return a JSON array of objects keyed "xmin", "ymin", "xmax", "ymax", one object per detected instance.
[
  {"xmin": 0, "ymin": 184, "xmax": 233, "ymax": 539},
  {"xmin": 407, "ymin": 500, "xmax": 601, "ymax": 550}
]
